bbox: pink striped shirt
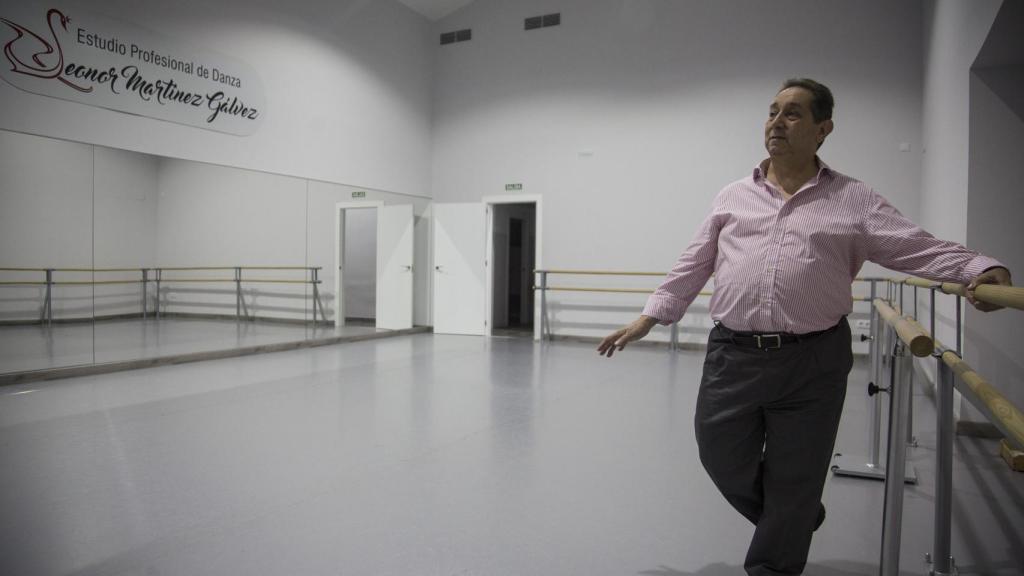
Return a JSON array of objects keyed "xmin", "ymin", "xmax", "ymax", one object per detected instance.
[{"xmin": 642, "ymin": 159, "xmax": 1004, "ymax": 333}]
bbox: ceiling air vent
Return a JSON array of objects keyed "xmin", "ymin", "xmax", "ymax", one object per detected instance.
[
  {"xmin": 440, "ymin": 28, "xmax": 472, "ymax": 45},
  {"xmin": 525, "ymin": 13, "xmax": 561, "ymax": 30}
]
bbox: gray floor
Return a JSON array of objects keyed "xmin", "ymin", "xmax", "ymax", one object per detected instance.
[
  {"xmin": 0, "ymin": 318, "xmax": 383, "ymax": 374},
  {"xmin": 0, "ymin": 334, "xmax": 1021, "ymax": 576}
]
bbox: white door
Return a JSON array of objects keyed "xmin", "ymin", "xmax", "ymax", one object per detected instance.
[
  {"xmin": 433, "ymin": 203, "xmax": 486, "ymax": 335},
  {"xmin": 376, "ymin": 204, "xmax": 414, "ymax": 330}
]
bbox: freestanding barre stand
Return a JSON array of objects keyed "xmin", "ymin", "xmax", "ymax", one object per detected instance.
[
  {"xmin": 832, "ymin": 280, "xmax": 918, "ymax": 483},
  {"xmin": 880, "ymin": 338, "xmax": 914, "ymax": 576},
  {"xmin": 928, "ymin": 349, "xmax": 957, "ymax": 576},
  {"xmin": 875, "ymin": 298, "xmax": 933, "ymax": 576},
  {"xmin": 538, "ymin": 270, "xmax": 548, "ymax": 340}
]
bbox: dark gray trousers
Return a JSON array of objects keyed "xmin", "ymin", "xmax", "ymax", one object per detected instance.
[{"xmin": 695, "ymin": 318, "xmax": 853, "ymax": 576}]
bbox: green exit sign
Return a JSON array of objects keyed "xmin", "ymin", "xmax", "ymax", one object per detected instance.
[
  {"xmin": 352, "ymin": 191, "xmax": 367, "ymax": 198},
  {"xmin": 505, "ymin": 183, "xmax": 523, "ymax": 191}
]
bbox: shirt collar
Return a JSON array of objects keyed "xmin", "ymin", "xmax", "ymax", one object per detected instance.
[
  {"xmin": 753, "ymin": 157, "xmax": 832, "ymax": 185},
  {"xmin": 753, "ymin": 156, "xmax": 831, "ymax": 181}
]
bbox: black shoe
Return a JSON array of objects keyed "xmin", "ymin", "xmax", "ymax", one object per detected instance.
[{"xmin": 814, "ymin": 503, "xmax": 826, "ymax": 531}]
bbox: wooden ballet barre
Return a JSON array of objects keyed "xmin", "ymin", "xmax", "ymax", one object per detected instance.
[
  {"xmin": 53, "ymin": 280, "xmax": 145, "ymax": 286},
  {"xmin": 939, "ymin": 283, "xmax": 1024, "ymax": 312},
  {"xmin": 899, "ymin": 276, "xmax": 1023, "ymax": 312},
  {"xmin": 540, "ymin": 284, "xmax": 867, "ymax": 303},
  {"xmin": 154, "ymin": 266, "xmax": 321, "ymax": 271},
  {"xmin": 903, "ymin": 277, "xmax": 940, "ymax": 289},
  {"xmin": 543, "ymin": 286, "xmax": 713, "ymax": 296},
  {"xmin": 233, "ymin": 266, "xmax": 321, "ymax": 271},
  {"xmin": 545, "ymin": 286, "xmax": 654, "ymax": 294},
  {"xmin": 230, "ymin": 279, "xmax": 322, "ymax": 284},
  {"xmin": 539, "ymin": 269, "xmax": 877, "ymax": 281},
  {"xmin": 0, "ymin": 266, "xmax": 321, "ymax": 272},
  {"xmin": 155, "ymin": 278, "xmax": 236, "ymax": 283},
  {"xmin": 157, "ymin": 278, "xmax": 319, "ymax": 284},
  {"xmin": 939, "ymin": 347, "xmax": 1024, "ymax": 451},
  {"xmin": 0, "ymin": 277, "xmax": 320, "ymax": 285},
  {"xmin": 539, "ymin": 269, "xmax": 667, "ymax": 276},
  {"xmin": 873, "ymin": 298, "xmax": 933, "ymax": 357},
  {"xmin": 156, "ymin": 266, "xmax": 238, "ymax": 271},
  {"xmin": 903, "ymin": 316, "xmax": 1023, "ymax": 450}
]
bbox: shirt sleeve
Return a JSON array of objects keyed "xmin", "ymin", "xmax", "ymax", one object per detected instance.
[
  {"xmin": 862, "ymin": 189, "xmax": 1004, "ymax": 284},
  {"xmin": 641, "ymin": 196, "xmax": 723, "ymax": 325}
]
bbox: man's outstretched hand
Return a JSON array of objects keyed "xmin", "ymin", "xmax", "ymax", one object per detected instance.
[
  {"xmin": 966, "ymin": 267, "xmax": 1012, "ymax": 312},
  {"xmin": 597, "ymin": 316, "xmax": 659, "ymax": 357}
]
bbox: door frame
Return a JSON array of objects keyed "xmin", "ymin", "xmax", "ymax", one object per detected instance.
[
  {"xmin": 334, "ymin": 201, "xmax": 384, "ymax": 327},
  {"xmin": 482, "ymin": 194, "xmax": 543, "ymax": 340}
]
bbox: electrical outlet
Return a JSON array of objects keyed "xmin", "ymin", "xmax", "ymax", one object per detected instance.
[{"xmin": 854, "ymin": 319, "xmax": 871, "ymax": 329}]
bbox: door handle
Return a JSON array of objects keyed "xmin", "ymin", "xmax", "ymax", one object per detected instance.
[{"xmin": 403, "ymin": 265, "xmax": 413, "ymax": 272}]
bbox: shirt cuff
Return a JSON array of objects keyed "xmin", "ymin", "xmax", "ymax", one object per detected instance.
[
  {"xmin": 962, "ymin": 255, "xmax": 1007, "ymax": 284},
  {"xmin": 642, "ymin": 295, "xmax": 685, "ymax": 326}
]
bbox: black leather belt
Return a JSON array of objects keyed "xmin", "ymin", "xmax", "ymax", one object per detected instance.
[{"xmin": 713, "ymin": 319, "xmax": 844, "ymax": 350}]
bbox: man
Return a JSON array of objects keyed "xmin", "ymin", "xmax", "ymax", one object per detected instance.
[{"xmin": 597, "ymin": 78, "xmax": 1012, "ymax": 575}]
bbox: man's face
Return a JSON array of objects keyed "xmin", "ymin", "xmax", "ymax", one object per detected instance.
[{"xmin": 764, "ymin": 87, "xmax": 832, "ymax": 161}]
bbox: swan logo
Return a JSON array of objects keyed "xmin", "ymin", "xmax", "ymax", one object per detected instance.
[{"xmin": 1, "ymin": 8, "xmax": 90, "ymax": 93}]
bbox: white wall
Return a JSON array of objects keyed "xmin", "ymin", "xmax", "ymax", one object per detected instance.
[
  {"xmin": 155, "ymin": 158, "xmax": 309, "ymax": 320},
  {"xmin": 0, "ymin": 0, "xmax": 434, "ymax": 198},
  {"xmin": 94, "ymin": 146, "xmax": 159, "ymax": 317},
  {"xmin": 917, "ymin": 0, "xmax": 1002, "ymax": 419},
  {"xmin": 433, "ymin": 0, "xmax": 924, "ymax": 343},
  {"xmin": 0, "ymin": 132, "xmax": 93, "ymax": 321},
  {"xmin": 343, "ymin": 208, "xmax": 378, "ymax": 320},
  {"xmin": 963, "ymin": 65, "xmax": 1023, "ymax": 421}
]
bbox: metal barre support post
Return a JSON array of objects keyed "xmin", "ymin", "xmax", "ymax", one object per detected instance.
[
  {"xmin": 141, "ymin": 269, "xmax": 147, "ymax": 320},
  {"xmin": 880, "ymin": 339, "xmax": 914, "ymax": 576},
  {"xmin": 44, "ymin": 269, "xmax": 53, "ymax": 327},
  {"xmin": 871, "ymin": 281, "xmax": 883, "ymax": 470},
  {"xmin": 931, "ymin": 358, "xmax": 956, "ymax": 576},
  {"xmin": 539, "ymin": 270, "xmax": 548, "ymax": 340},
  {"xmin": 833, "ymin": 280, "xmax": 892, "ymax": 481}
]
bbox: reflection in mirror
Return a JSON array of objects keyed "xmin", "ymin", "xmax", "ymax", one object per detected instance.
[
  {"xmin": 0, "ymin": 130, "xmax": 95, "ymax": 374},
  {"xmin": 306, "ymin": 181, "xmax": 429, "ymax": 334},
  {"xmin": 1, "ymin": 128, "xmax": 432, "ymax": 379},
  {"xmin": 92, "ymin": 152, "xmax": 329, "ymax": 364},
  {"xmin": 343, "ymin": 207, "xmax": 378, "ymax": 326}
]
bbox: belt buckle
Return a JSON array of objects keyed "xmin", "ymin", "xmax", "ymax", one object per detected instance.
[{"xmin": 755, "ymin": 334, "xmax": 782, "ymax": 350}]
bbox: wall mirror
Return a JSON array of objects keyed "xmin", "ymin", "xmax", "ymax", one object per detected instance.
[{"xmin": 0, "ymin": 129, "xmax": 430, "ymax": 378}]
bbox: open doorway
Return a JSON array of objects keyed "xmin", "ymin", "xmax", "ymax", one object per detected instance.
[
  {"xmin": 334, "ymin": 201, "xmax": 414, "ymax": 331},
  {"xmin": 489, "ymin": 202, "xmax": 537, "ymax": 338},
  {"xmin": 340, "ymin": 207, "xmax": 377, "ymax": 326}
]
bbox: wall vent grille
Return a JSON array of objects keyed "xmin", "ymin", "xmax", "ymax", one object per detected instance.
[
  {"xmin": 525, "ymin": 13, "xmax": 561, "ymax": 30},
  {"xmin": 440, "ymin": 28, "xmax": 472, "ymax": 45}
]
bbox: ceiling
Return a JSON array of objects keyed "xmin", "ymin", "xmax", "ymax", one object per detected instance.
[{"xmin": 396, "ymin": 0, "xmax": 477, "ymax": 21}]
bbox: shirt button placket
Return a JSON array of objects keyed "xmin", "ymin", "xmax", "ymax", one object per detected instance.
[{"xmin": 766, "ymin": 210, "xmax": 787, "ymax": 326}]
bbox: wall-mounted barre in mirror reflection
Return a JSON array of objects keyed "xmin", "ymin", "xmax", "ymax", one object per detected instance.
[{"xmin": 0, "ymin": 129, "xmax": 432, "ymax": 377}]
